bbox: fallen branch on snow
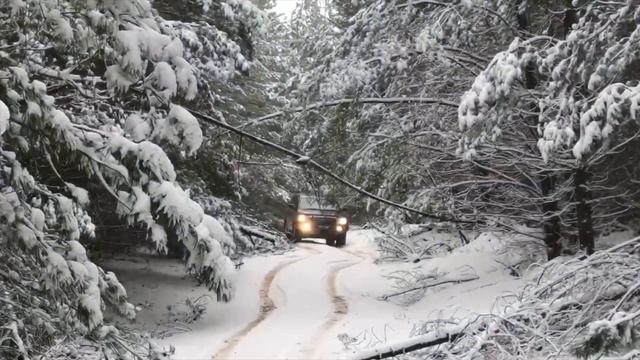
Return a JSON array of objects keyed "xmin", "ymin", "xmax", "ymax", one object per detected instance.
[
  {"xmin": 416, "ymin": 242, "xmax": 453, "ymax": 260},
  {"xmin": 349, "ymin": 322, "xmax": 468, "ymax": 360},
  {"xmin": 382, "ymin": 274, "xmax": 480, "ymax": 300},
  {"xmin": 239, "ymin": 225, "xmax": 280, "ymax": 244}
]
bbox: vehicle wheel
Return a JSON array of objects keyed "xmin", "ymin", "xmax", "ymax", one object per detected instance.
[
  {"xmin": 336, "ymin": 233, "xmax": 346, "ymax": 248},
  {"xmin": 292, "ymin": 228, "xmax": 301, "ymax": 243},
  {"xmin": 326, "ymin": 237, "xmax": 336, "ymax": 247},
  {"xmin": 284, "ymin": 219, "xmax": 291, "ymax": 240}
]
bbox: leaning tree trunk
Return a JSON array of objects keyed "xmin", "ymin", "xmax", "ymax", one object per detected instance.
[{"xmin": 574, "ymin": 168, "xmax": 595, "ymax": 255}]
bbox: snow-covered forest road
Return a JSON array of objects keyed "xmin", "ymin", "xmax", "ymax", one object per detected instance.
[
  {"xmin": 211, "ymin": 240, "xmax": 364, "ymax": 359},
  {"xmin": 104, "ymin": 228, "xmax": 522, "ymax": 359}
]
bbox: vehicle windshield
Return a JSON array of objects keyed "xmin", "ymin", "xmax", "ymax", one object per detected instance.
[{"xmin": 299, "ymin": 195, "xmax": 336, "ymax": 210}]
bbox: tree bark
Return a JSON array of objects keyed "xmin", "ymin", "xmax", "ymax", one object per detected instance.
[
  {"xmin": 574, "ymin": 168, "xmax": 594, "ymax": 255},
  {"xmin": 541, "ymin": 174, "xmax": 562, "ymax": 259},
  {"xmin": 563, "ymin": 2, "xmax": 593, "ymax": 255},
  {"xmin": 563, "ymin": 0, "xmax": 578, "ymax": 36}
]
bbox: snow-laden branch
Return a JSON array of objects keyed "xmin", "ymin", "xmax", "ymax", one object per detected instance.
[
  {"xmin": 187, "ymin": 108, "xmax": 474, "ymax": 223},
  {"xmin": 238, "ymin": 97, "xmax": 459, "ymax": 129},
  {"xmin": 396, "ymin": 0, "xmax": 518, "ymax": 35},
  {"xmin": 364, "ymin": 47, "xmax": 489, "ymax": 66},
  {"xmin": 396, "ymin": 0, "xmax": 450, "ymax": 8},
  {"xmin": 348, "ymin": 321, "xmax": 468, "ymax": 360}
]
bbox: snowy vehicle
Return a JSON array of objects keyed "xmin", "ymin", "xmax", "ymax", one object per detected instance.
[{"xmin": 284, "ymin": 194, "xmax": 349, "ymax": 247}]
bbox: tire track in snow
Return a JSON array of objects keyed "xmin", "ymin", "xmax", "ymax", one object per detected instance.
[
  {"xmin": 304, "ymin": 240, "xmax": 377, "ymax": 357},
  {"xmin": 305, "ymin": 258, "xmax": 360, "ymax": 358},
  {"xmin": 212, "ymin": 246, "xmax": 320, "ymax": 359}
]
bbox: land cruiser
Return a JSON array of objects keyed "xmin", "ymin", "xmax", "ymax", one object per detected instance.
[{"xmin": 284, "ymin": 194, "xmax": 349, "ymax": 247}]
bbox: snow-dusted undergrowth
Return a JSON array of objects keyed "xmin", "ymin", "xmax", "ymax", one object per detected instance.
[{"xmin": 403, "ymin": 236, "xmax": 640, "ymax": 359}]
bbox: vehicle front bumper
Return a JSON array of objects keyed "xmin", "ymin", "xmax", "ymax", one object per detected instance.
[{"xmin": 295, "ymin": 219, "xmax": 348, "ymax": 238}]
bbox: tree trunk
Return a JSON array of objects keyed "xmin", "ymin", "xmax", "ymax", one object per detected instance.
[
  {"xmin": 574, "ymin": 168, "xmax": 594, "ymax": 255},
  {"xmin": 541, "ymin": 174, "xmax": 562, "ymax": 259},
  {"xmin": 563, "ymin": 0, "xmax": 578, "ymax": 36},
  {"xmin": 563, "ymin": 2, "xmax": 594, "ymax": 255},
  {"xmin": 517, "ymin": 0, "xmax": 562, "ymax": 259}
]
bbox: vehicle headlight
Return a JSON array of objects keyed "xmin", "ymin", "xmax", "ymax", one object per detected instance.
[
  {"xmin": 299, "ymin": 222, "xmax": 312, "ymax": 233},
  {"xmin": 336, "ymin": 225, "xmax": 344, "ymax": 232},
  {"xmin": 297, "ymin": 214, "xmax": 308, "ymax": 222},
  {"xmin": 337, "ymin": 217, "xmax": 348, "ymax": 225}
]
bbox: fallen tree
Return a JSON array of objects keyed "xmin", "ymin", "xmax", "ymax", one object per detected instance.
[{"xmin": 186, "ymin": 108, "xmax": 474, "ymax": 224}]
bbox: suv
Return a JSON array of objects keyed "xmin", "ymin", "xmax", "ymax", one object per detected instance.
[{"xmin": 284, "ymin": 194, "xmax": 349, "ymax": 247}]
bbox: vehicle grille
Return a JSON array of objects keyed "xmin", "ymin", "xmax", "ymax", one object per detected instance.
[{"xmin": 311, "ymin": 217, "xmax": 334, "ymax": 226}]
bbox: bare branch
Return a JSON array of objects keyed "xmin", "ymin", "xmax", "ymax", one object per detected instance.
[{"xmin": 238, "ymin": 97, "xmax": 459, "ymax": 129}]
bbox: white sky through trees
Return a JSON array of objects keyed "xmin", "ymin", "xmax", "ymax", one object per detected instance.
[{"xmin": 274, "ymin": 0, "xmax": 297, "ymax": 18}]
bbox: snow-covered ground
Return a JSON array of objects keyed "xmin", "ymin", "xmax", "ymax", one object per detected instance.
[{"xmin": 103, "ymin": 228, "xmax": 523, "ymax": 359}]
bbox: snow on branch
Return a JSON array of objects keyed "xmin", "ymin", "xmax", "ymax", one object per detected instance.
[
  {"xmin": 458, "ymin": 44, "xmax": 524, "ymax": 132},
  {"xmin": 348, "ymin": 321, "xmax": 468, "ymax": 360}
]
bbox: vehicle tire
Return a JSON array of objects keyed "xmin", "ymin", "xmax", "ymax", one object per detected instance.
[
  {"xmin": 292, "ymin": 228, "xmax": 301, "ymax": 243},
  {"xmin": 284, "ymin": 219, "xmax": 292, "ymax": 240},
  {"xmin": 336, "ymin": 233, "xmax": 346, "ymax": 248},
  {"xmin": 326, "ymin": 237, "xmax": 336, "ymax": 247}
]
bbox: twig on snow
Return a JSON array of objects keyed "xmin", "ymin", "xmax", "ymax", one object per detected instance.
[{"xmin": 382, "ymin": 274, "xmax": 480, "ymax": 300}]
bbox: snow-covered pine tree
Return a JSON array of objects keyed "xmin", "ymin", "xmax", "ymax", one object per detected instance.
[
  {"xmin": 161, "ymin": 1, "xmax": 305, "ymax": 231},
  {"xmin": 459, "ymin": 1, "xmax": 640, "ymax": 256},
  {"xmin": 0, "ymin": 0, "xmax": 262, "ymax": 357}
]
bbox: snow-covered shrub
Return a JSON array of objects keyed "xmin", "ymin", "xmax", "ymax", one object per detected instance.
[
  {"xmin": 0, "ymin": 181, "xmax": 136, "ymax": 358},
  {"xmin": 373, "ymin": 223, "xmax": 476, "ymax": 263},
  {"xmin": 193, "ymin": 191, "xmax": 291, "ymax": 257}
]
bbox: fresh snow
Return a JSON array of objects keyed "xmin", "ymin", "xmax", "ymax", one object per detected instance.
[
  {"xmin": 153, "ymin": 105, "xmax": 204, "ymax": 156},
  {"xmin": 104, "ymin": 228, "xmax": 522, "ymax": 359},
  {"xmin": 0, "ymin": 100, "xmax": 9, "ymax": 136}
]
